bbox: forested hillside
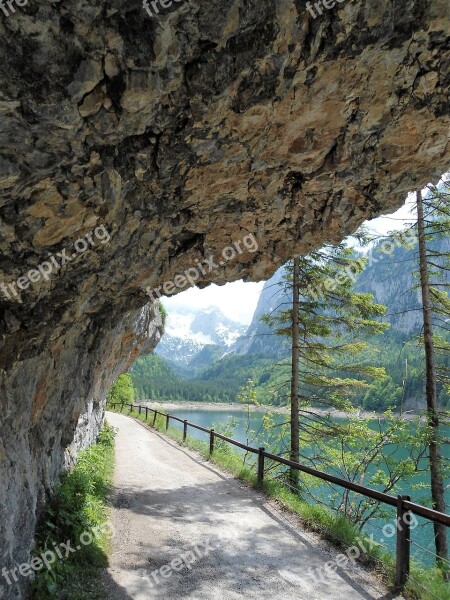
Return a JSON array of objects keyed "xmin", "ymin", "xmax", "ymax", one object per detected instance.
[
  {"xmin": 130, "ymin": 231, "xmax": 450, "ymax": 412},
  {"xmin": 131, "ymin": 354, "xmax": 233, "ymax": 402}
]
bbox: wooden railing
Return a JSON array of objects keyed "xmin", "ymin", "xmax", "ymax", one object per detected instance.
[{"xmin": 109, "ymin": 402, "xmax": 450, "ymax": 589}]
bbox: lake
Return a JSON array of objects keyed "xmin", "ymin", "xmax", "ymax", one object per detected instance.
[{"xmin": 167, "ymin": 406, "xmax": 450, "ymax": 568}]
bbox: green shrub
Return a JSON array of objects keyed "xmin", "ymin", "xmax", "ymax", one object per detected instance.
[
  {"xmin": 31, "ymin": 423, "xmax": 116, "ymax": 599},
  {"xmin": 106, "ymin": 374, "xmax": 134, "ymax": 405}
]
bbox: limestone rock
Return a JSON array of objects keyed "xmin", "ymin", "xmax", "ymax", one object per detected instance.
[
  {"xmin": 78, "ymin": 86, "xmax": 105, "ymax": 118},
  {"xmin": 0, "ymin": 2, "xmax": 449, "ymax": 598}
]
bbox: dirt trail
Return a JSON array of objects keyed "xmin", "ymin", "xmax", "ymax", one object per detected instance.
[{"xmin": 102, "ymin": 411, "xmax": 401, "ymax": 600}]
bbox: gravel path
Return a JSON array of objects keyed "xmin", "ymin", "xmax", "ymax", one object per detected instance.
[{"xmin": 102, "ymin": 411, "xmax": 401, "ymax": 600}]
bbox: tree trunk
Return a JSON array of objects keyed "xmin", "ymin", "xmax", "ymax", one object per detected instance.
[
  {"xmin": 289, "ymin": 257, "xmax": 300, "ymax": 487},
  {"xmin": 417, "ymin": 189, "xmax": 449, "ymax": 573}
]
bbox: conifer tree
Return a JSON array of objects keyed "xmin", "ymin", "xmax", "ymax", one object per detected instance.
[
  {"xmin": 416, "ymin": 184, "xmax": 449, "ymax": 573},
  {"xmin": 263, "ymin": 242, "xmax": 388, "ymax": 485}
]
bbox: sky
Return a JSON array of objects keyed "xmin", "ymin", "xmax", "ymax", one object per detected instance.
[
  {"xmin": 163, "ymin": 280, "xmax": 264, "ymax": 325},
  {"xmin": 163, "ymin": 183, "xmax": 437, "ymax": 325},
  {"xmin": 364, "ymin": 192, "xmax": 416, "ymax": 237}
]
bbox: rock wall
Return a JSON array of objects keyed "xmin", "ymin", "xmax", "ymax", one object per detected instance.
[
  {"xmin": 0, "ymin": 0, "xmax": 449, "ymax": 598},
  {"xmin": 0, "ymin": 303, "xmax": 163, "ymax": 599},
  {"xmin": 64, "ymin": 398, "xmax": 107, "ymax": 470}
]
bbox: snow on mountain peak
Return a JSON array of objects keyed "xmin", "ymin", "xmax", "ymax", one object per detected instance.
[{"xmin": 155, "ymin": 305, "xmax": 246, "ymax": 369}]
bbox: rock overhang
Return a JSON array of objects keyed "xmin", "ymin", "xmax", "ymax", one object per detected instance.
[
  {"xmin": 0, "ymin": 2, "xmax": 449, "ymax": 596},
  {"xmin": 0, "ymin": 2, "xmax": 448, "ymax": 365}
]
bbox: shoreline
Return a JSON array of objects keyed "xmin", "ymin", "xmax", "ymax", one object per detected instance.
[{"xmin": 139, "ymin": 400, "xmax": 420, "ymax": 420}]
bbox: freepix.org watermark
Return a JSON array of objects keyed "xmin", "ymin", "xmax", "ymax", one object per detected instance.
[
  {"xmin": 288, "ymin": 511, "xmax": 419, "ymax": 586},
  {"xmin": 140, "ymin": 538, "xmax": 218, "ymax": 589},
  {"xmin": 0, "ymin": 0, "xmax": 29, "ymax": 18},
  {"xmin": 145, "ymin": 233, "xmax": 259, "ymax": 301},
  {"xmin": 1, "ymin": 521, "xmax": 114, "ymax": 586},
  {"xmin": 306, "ymin": 0, "xmax": 353, "ymax": 20},
  {"xmin": 143, "ymin": 0, "xmax": 186, "ymax": 18},
  {"xmin": 307, "ymin": 227, "xmax": 417, "ymax": 301},
  {"xmin": 0, "ymin": 224, "xmax": 111, "ymax": 301}
]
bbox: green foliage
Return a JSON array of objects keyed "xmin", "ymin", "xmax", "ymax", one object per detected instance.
[
  {"xmin": 262, "ymin": 245, "xmax": 389, "ymax": 410},
  {"xmin": 210, "ymin": 415, "xmax": 239, "ymax": 453},
  {"xmin": 130, "ymin": 352, "xmax": 226, "ymax": 401},
  {"xmin": 421, "ymin": 181, "xmax": 450, "ymax": 392},
  {"xmin": 237, "ymin": 378, "xmax": 259, "ymax": 406},
  {"xmin": 158, "ymin": 301, "xmax": 168, "ymax": 326},
  {"xmin": 129, "ymin": 352, "xmax": 271, "ymax": 403},
  {"xmin": 258, "ymin": 243, "xmax": 435, "ymax": 525},
  {"xmin": 31, "ymin": 423, "xmax": 116, "ymax": 599},
  {"xmin": 106, "ymin": 373, "xmax": 134, "ymax": 405},
  {"xmin": 236, "ymin": 379, "xmax": 291, "ymax": 458},
  {"xmin": 294, "ymin": 412, "xmax": 427, "ymax": 524},
  {"xmin": 362, "ymin": 376, "xmax": 402, "ymax": 411}
]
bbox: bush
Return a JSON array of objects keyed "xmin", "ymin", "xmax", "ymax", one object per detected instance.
[
  {"xmin": 106, "ymin": 374, "xmax": 134, "ymax": 405},
  {"xmin": 31, "ymin": 423, "xmax": 116, "ymax": 599}
]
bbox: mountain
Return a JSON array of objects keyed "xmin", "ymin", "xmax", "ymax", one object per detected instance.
[
  {"xmin": 355, "ymin": 243, "xmax": 423, "ymax": 335},
  {"xmin": 190, "ymin": 307, "xmax": 246, "ymax": 346},
  {"xmin": 155, "ymin": 306, "xmax": 246, "ymax": 375},
  {"xmin": 233, "ymin": 233, "xmax": 450, "ymax": 350},
  {"xmin": 137, "ymin": 231, "xmax": 449, "ymax": 411},
  {"xmin": 356, "ymin": 235, "xmax": 450, "ymax": 334},
  {"xmin": 231, "ymin": 268, "xmax": 289, "ymax": 357},
  {"xmin": 192, "ymin": 234, "xmax": 449, "ymax": 410},
  {"xmin": 130, "ymin": 353, "xmax": 234, "ymax": 403}
]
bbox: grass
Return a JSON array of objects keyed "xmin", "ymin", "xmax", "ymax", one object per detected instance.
[
  {"xmin": 31, "ymin": 423, "xmax": 116, "ymax": 599},
  {"xmin": 109, "ymin": 403, "xmax": 450, "ymax": 600}
]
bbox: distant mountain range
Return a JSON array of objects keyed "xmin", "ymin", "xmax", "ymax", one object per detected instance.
[
  {"xmin": 156, "ymin": 242, "xmax": 428, "ymax": 375},
  {"xmin": 137, "ymin": 232, "xmax": 449, "ymax": 410},
  {"xmin": 231, "ymin": 268, "xmax": 288, "ymax": 357},
  {"xmin": 355, "ymin": 236, "xmax": 450, "ymax": 334},
  {"xmin": 155, "ymin": 306, "xmax": 245, "ymax": 376}
]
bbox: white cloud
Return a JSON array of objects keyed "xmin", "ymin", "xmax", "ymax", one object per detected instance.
[
  {"xmin": 366, "ymin": 192, "xmax": 417, "ymax": 236},
  {"xmin": 163, "ymin": 280, "xmax": 264, "ymax": 325}
]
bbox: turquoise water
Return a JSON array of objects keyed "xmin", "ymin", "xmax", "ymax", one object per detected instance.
[{"xmin": 167, "ymin": 407, "xmax": 450, "ymax": 568}]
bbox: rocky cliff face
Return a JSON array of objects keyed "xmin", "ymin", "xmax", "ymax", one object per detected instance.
[
  {"xmin": 0, "ymin": 0, "xmax": 449, "ymax": 597},
  {"xmin": 0, "ymin": 303, "xmax": 163, "ymax": 599},
  {"xmin": 356, "ymin": 234, "xmax": 450, "ymax": 334},
  {"xmin": 232, "ymin": 267, "xmax": 289, "ymax": 356}
]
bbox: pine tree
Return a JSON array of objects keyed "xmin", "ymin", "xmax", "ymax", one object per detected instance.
[
  {"xmin": 416, "ymin": 186, "xmax": 449, "ymax": 574},
  {"xmin": 263, "ymin": 242, "xmax": 388, "ymax": 487},
  {"xmin": 290, "ymin": 257, "xmax": 300, "ymax": 485}
]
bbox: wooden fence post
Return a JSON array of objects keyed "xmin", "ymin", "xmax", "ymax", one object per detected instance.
[
  {"xmin": 129, "ymin": 404, "xmax": 133, "ymax": 413},
  {"xmin": 183, "ymin": 420, "xmax": 188, "ymax": 442},
  {"xmin": 152, "ymin": 410, "xmax": 157, "ymax": 427},
  {"xmin": 395, "ymin": 495, "xmax": 411, "ymax": 589},
  {"xmin": 145, "ymin": 407, "xmax": 148, "ymax": 420},
  {"xmin": 210, "ymin": 430, "xmax": 215, "ymax": 455},
  {"xmin": 166, "ymin": 414, "xmax": 170, "ymax": 430},
  {"xmin": 257, "ymin": 447, "xmax": 265, "ymax": 485},
  {"xmin": 139, "ymin": 405, "xmax": 142, "ymax": 415}
]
